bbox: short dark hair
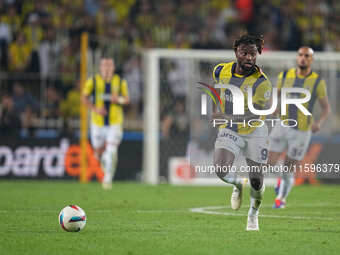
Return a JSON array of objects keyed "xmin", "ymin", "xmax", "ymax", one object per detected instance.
[
  {"xmin": 100, "ymin": 55, "xmax": 114, "ymax": 60},
  {"xmin": 233, "ymin": 34, "xmax": 264, "ymax": 54}
]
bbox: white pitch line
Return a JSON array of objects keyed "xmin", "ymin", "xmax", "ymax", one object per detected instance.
[
  {"xmin": 189, "ymin": 205, "xmax": 339, "ymax": 221},
  {"xmin": 136, "ymin": 210, "xmax": 188, "ymax": 213}
]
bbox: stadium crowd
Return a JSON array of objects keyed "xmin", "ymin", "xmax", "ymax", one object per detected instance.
[{"xmin": 0, "ymin": 0, "xmax": 339, "ymax": 137}]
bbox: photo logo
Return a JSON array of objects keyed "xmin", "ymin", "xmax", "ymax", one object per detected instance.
[
  {"xmin": 198, "ymin": 82, "xmax": 312, "ymax": 128},
  {"xmin": 197, "ymin": 82, "xmax": 222, "ymax": 114}
]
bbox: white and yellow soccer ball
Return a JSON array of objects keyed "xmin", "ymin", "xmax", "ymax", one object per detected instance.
[{"xmin": 58, "ymin": 205, "xmax": 86, "ymax": 232}]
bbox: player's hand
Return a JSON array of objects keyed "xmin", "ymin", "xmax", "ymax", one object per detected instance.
[
  {"xmin": 94, "ymin": 107, "xmax": 107, "ymax": 116},
  {"xmin": 311, "ymin": 122, "xmax": 321, "ymax": 133},
  {"xmin": 110, "ymin": 95, "xmax": 119, "ymax": 103}
]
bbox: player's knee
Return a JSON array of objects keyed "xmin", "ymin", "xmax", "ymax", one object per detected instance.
[
  {"xmin": 94, "ymin": 147, "xmax": 105, "ymax": 159},
  {"xmin": 214, "ymin": 157, "xmax": 226, "ymax": 178},
  {"xmin": 249, "ymin": 177, "xmax": 263, "ymax": 191},
  {"xmin": 267, "ymin": 151, "xmax": 280, "ymax": 166},
  {"xmin": 214, "ymin": 150, "xmax": 234, "ymax": 179},
  {"xmin": 105, "ymin": 142, "xmax": 118, "ymax": 155},
  {"xmin": 285, "ymin": 157, "xmax": 298, "ymax": 170}
]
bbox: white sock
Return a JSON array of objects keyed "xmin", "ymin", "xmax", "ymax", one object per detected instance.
[
  {"xmin": 277, "ymin": 171, "xmax": 294, "ymax": 202},
  {"xmin": 221, "ymin": 171, "xmax": 242, "ymax": 189},
  {"xmin": 248, "ymin": 184, "xmax": 265, "ymax": 216},
  {"xmin": 102, "ymin": 145, "xmax": 118, "ymax": 184}
]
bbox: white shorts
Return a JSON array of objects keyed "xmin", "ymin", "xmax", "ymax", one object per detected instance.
[
  {"xmin": 90, "ymin": 124, "xmax": 123, "ymax": 149},
  {"xmin": 215, "ymin": 125, "xmax": 269, "ymax": 164},
  {"xmin": 269, "ymin": 123, "xmax": 311, "ymax": 161}
]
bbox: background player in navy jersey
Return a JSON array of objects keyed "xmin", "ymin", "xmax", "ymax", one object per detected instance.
[
  {"xmin": 268, "ymin": 47, "xmax": 331, "ymax": 208},
  {"xmin": 82, "ymin": 57, "xmax": 130, "ymax": 189}
]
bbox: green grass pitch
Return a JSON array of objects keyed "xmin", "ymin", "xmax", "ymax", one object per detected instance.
[{"xmin": 0, "ymin": 180, "xmax": 339, "ymax": 255}]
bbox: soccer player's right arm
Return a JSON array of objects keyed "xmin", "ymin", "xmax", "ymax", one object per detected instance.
[
  {"xmin": 82, "ymin": 78, "xmax": 108, "ymax": 116},
  {"xmin": 212, "ymin": 64, "xmax": 224, "ymax": 83},
  {"xmin": 212, "ymin": 64, "xmax": 224, "ymax": 113},
  {"xmin": 312, "ymin": 79, "xmax": 331, "ymax": 132},
  {"xmin": 82, "ymin": 78, "xmax": 107, "ymax": 116}
]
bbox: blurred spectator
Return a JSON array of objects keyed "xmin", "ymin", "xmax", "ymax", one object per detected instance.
[
  {"xmin": 166, "ymin": 60, "xmax": 189, "ymax": 100},
  {"xmin": 2, "ymin": 5, "xmax": 21, "ymax": 35},
  {"xmin": 59, "ymin": 44, "xmax": 78, "ymax": 94},
  {"xmin": 24, "ymin": 1, "xmax": 51, "ymax": 29},
  {"xmin": 279, "ymin": 4, "xmax": 302, "ymax": 50},
  {"xmin": 43, "ymin": 86, "xmax": 61, "ymax": 119},
  {"xmin": 151, "ymin": 2, "xmax": 175, "ymax": 48},
  {"xmin": 161, "ymin": 99, "xmax": 189, "ymax": 140},
  {"xmin": 60, "ymin": 80, "xmax": 81, "ymax": 119},
  {"xmin": 95, "ymin": 0, "xmax": 118, "ymax": 36},
  {"xmin": 0, "ymin": 16, "xmax": 12, "ymax": 70},
  {"xmin": 85, "ymin": 0, "xmax": 100, "ymax": 17},
  {"xmin": 8, "ymin": 32, "xmax": 32, "ymax": 72},
  {"xmin": 53, "ymin": 4, "xmax": 72, "ymax": 44},
  {"xmin": 23, "ymin": 14, "xmax": 43, "ymax": 73},
  {"xmin": 101, "ymin": 25, "xmax": 129, "ymax": 70},
  {"xmin": 12, "ymin": 81, "xmax": 40, "ymax": 114},
  {"xmin": 135, "ymin": 0, "xmax": 154, "ymax": 34},
  {"xmin": 0, "ymin": 16, "xmax": 12, "ymax": 44},
  {"xmin": 23, "ymin": 13, "xmax": 43, "ymax": 51},
  {"xmin": 11, "ymin": 81, "xmax": 39, "ymax": 137},
  {"xmin": 0, "ymin": 94, "xmax": 21, "ymax": 136},
  {"xmin": 178, "ymin": 0, "xmax": 202, "ymax": 35},
  {"xmin": 78, "ymin": 14, "xmax": 98, "ymax": 50},
  {"xmin": 160, "ymin": 98, "xmax": 190, "ymax": 177},
  {"xmin": 60, "ymin": 80, "xmax": 81, "ymax": 134},
  {"xmin": 39, "ymin": 28, "xmax": 61, "ymax": 86},
  {"xmin": 123, "ymin": 55, "xmax": 142, "ymax": 118}
]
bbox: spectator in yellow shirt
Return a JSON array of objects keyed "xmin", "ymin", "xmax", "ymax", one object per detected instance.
[{"xmin": 8, "ymin": 32, "xmax": 32, "ymax": 72}]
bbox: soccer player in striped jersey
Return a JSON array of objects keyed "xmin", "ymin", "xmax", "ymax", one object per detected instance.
[
  {"xmin": 82, "ymin": 56, "xmax": 130, "ymax": 189},
  {"xmin": 269, "ymin": 47, "xmax": 331, "ymax": 208},
  {"xmin": 213, "ymin": 35, "xmax": 272, "ymax": 231}
]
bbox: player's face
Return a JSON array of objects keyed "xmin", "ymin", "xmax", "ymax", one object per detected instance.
[
  {"xmin": 235, "ymin": 44, "xmax": 258, "ymax": 72},
  {"xmin": 99, "ymin": 58, "xmax": 115, "ymax": 80},
  {"xmin": 297, "ymin": 48, "xmax": 313, "ymax": 70}
]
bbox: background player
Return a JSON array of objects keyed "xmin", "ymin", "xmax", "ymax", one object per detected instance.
[
  {"xmin": 213, "ymin": 35, "xmax": 272, "ymax": 231},
  {"xmin": 268, "ymin": 46, "xmax": 331, "ymax": 208},
  {"xmin": 82, "ymin": 56, "xmax": 129, "ymax": 189}
]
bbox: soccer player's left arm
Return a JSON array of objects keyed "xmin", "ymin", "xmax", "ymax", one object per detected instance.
[
  {"xmin": 311, "ymin": 80, "xmax": 331, "ymax": 133},
  {"xmin": 111, "ymin": 79, "xmax": 130, "ymax": 105}
]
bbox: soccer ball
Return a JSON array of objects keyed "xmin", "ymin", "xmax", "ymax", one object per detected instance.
[{"xmin": 58, "ymin": 205, "xmax": 86, "ymax": 232}]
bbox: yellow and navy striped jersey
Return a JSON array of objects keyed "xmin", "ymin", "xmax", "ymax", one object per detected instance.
[
  {"xmin": 213, "ymin": 61, "xmax": 272, "ymax": 135},
  {"xmin": 277, "ymin": 68, "xmax": 327, "ymax": 131},
  {"xmin": 83, "ymin": 74, "xmax": 129, "ymax": 126}
]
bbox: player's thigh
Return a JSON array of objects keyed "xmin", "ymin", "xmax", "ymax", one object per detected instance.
[
  {"xmin": 269, "ymin": 123, "xmax": 287, "ymax": 155},
  {"xmin": 214, "ymin": 148, "xmax": 235, "ymax": 178},
  {"xmin": 90, "ymin": 125, "xmax": 106, "ymax": 149},
  {"xmin": 268, "ymin": 150, "xmax": 282, "ymax": 166},
  {"xmin": 287, "ymin": 130, "xmax": 311, "ymax": 161},
  {"xmin": 244, "ymin": 125, "xmax": 269, "ymax": 165},
  {"xmin": 214, "ymin": 128, "xmax": 245, "ymax": 177},
  {"xmin": 107, "ymin": 125, "xmax": 123, "ymax": 147}
]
